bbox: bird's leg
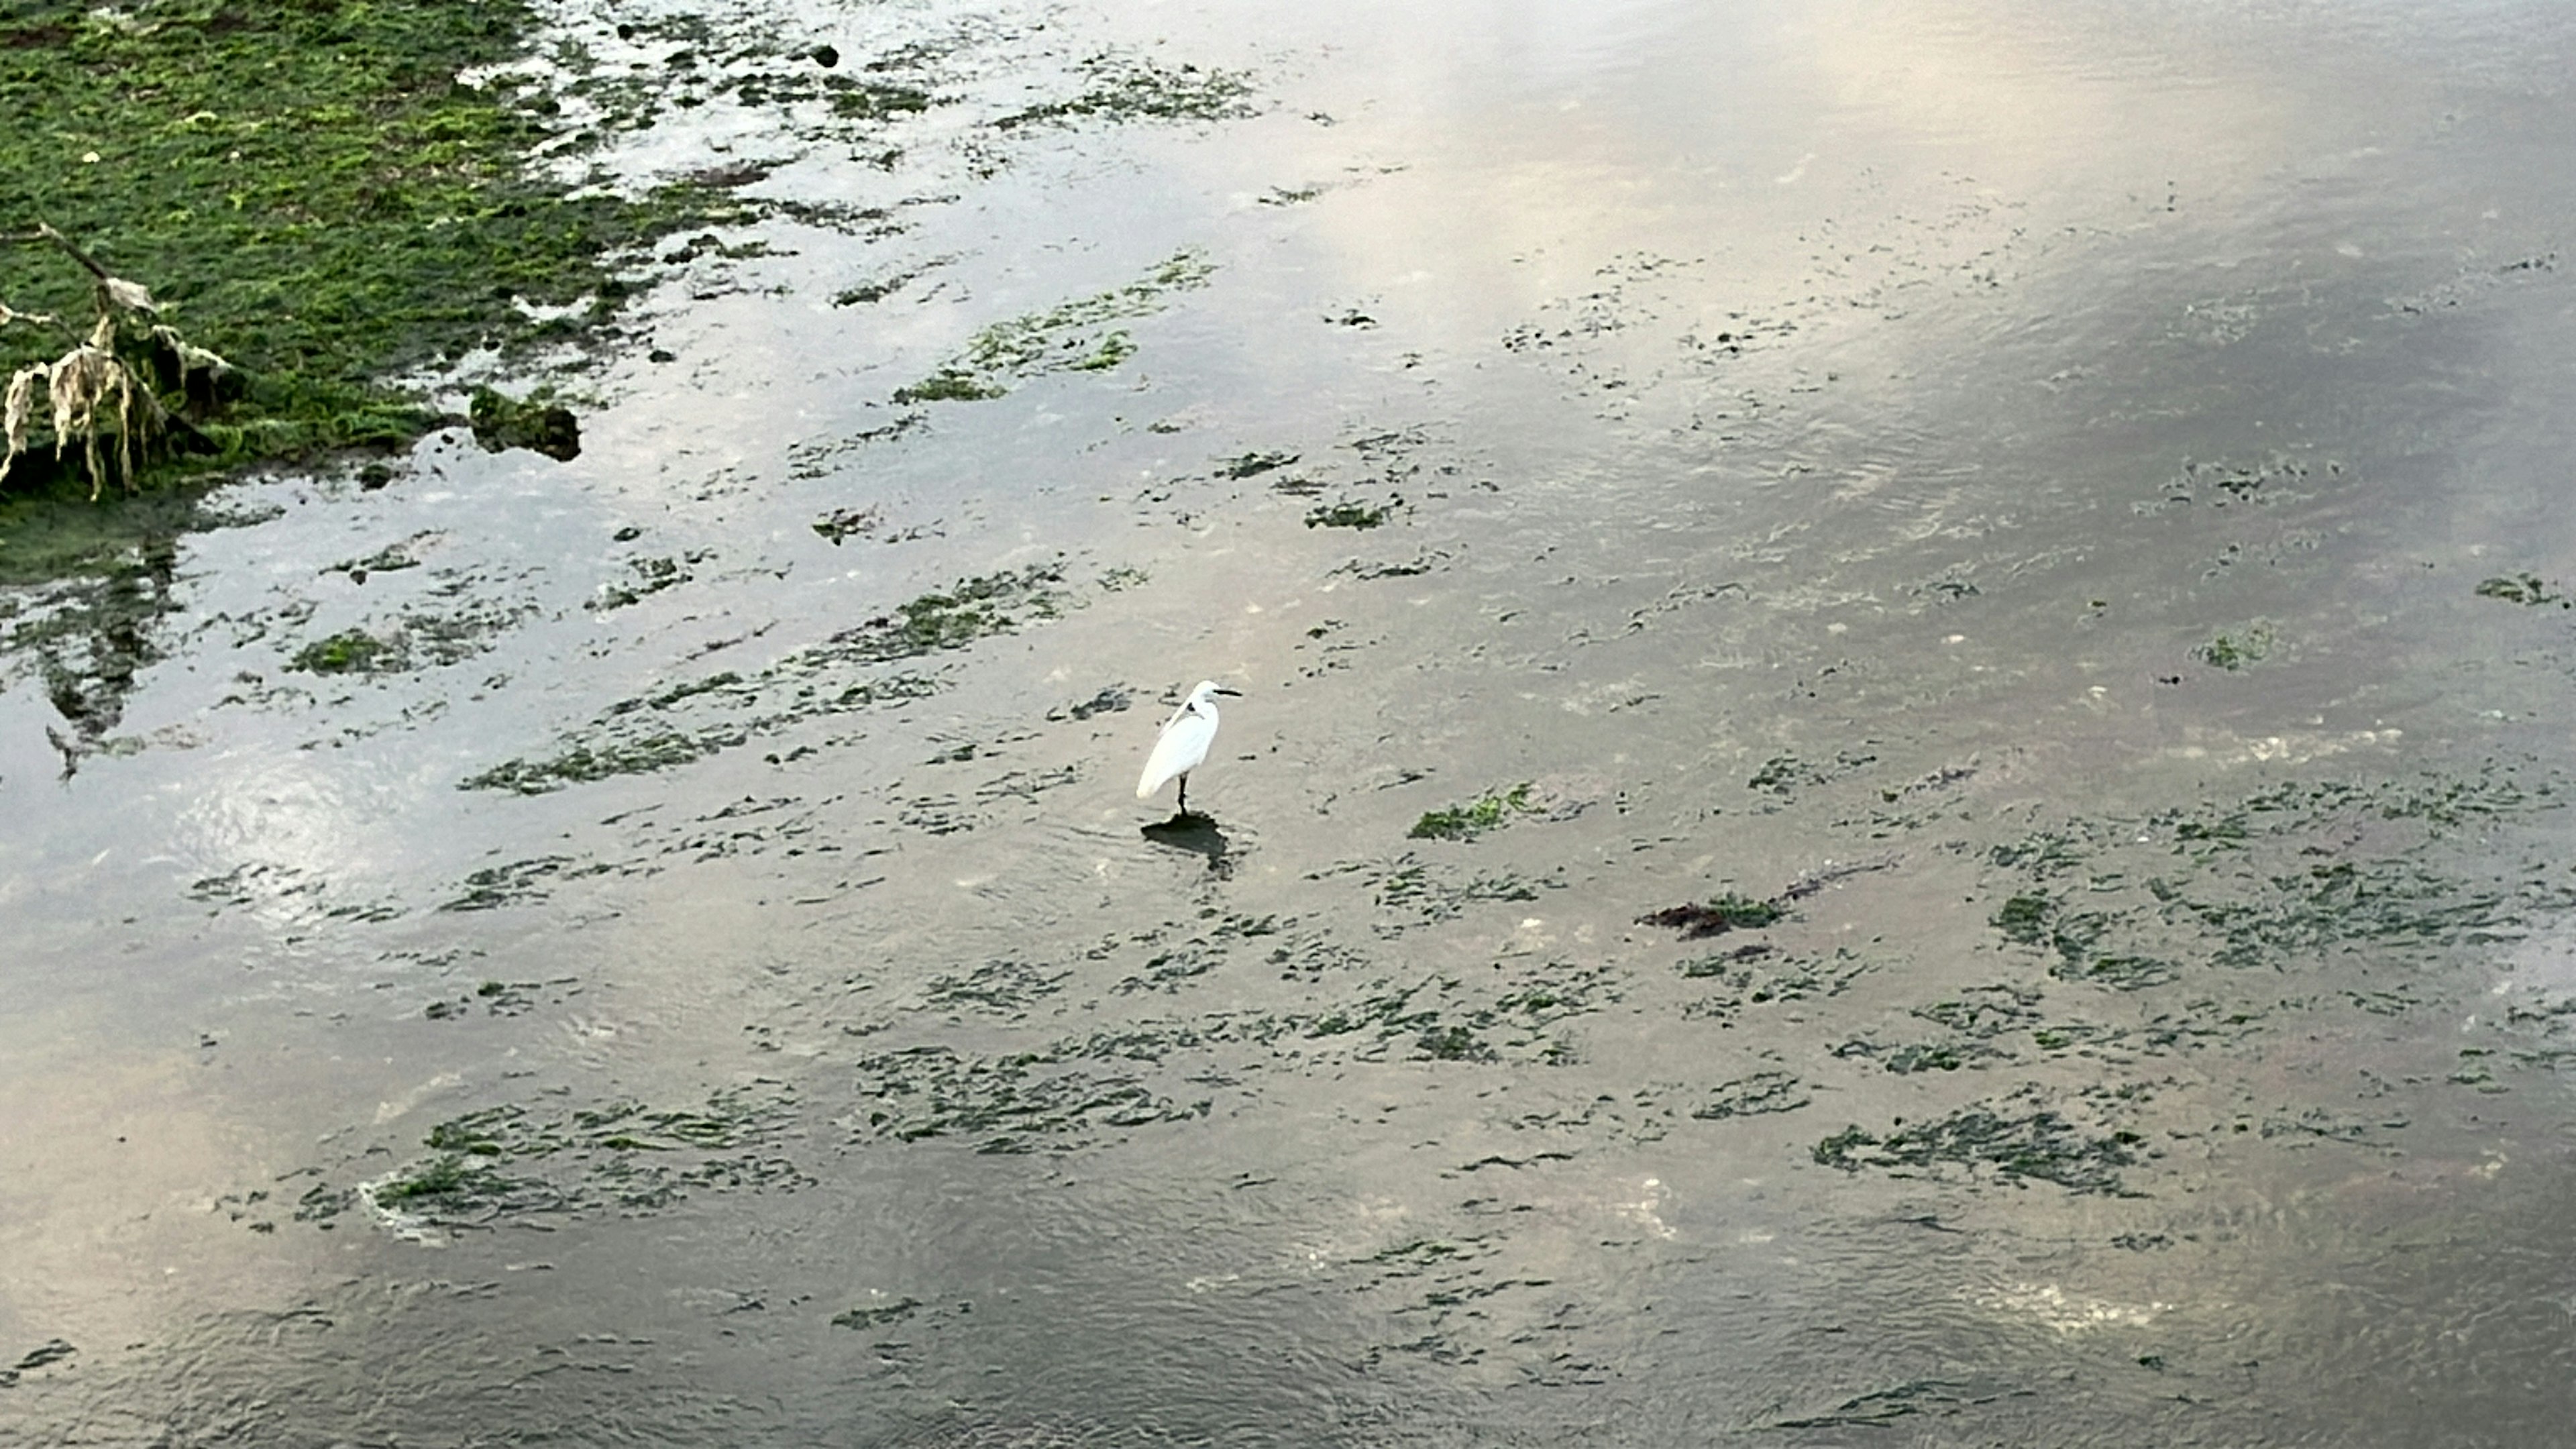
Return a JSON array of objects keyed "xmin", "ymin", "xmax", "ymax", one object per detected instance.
[{"xmin": 1176, "ymin": 773, "xmax": 1189, "ymax": 817}]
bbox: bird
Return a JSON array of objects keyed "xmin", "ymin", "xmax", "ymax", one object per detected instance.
[{"xmin": 1137, "ymin": 680, "xmax": 1242, "ymax": 817}]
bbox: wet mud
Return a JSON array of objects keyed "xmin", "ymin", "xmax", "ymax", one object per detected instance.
[{"xmin": 10, "ymin": 0, "xmax": 2576, "ymax": 1443}]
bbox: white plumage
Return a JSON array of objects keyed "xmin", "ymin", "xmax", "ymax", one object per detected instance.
[{"xmin": 1137, "ymin": 680, "xmax": 1240, "ymax": 814}]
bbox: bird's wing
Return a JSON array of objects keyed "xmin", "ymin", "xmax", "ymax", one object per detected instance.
[{"xmin": 1137, "ymin": 711, "xmax": 1217, "ymax": 798}]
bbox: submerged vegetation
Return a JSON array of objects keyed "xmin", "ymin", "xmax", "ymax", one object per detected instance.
[
  {"xmin": 2475, "ymin": 573, "xmax": 2569, "ymax": 608},
  {"xmin": 2194, "ymin": 623, "xmax": 2275, "ymax": 670},
  {"xmin": 1813, "ymin": 1092, "xmax": 2146, "ymax": 1195},
  {"xmin": 892, "ymin": 251, "xmax": 1213, "ymax": 404},
  {"xmin": 462, "ymin": 564, "xmax": 1068, "ymax": 792}
]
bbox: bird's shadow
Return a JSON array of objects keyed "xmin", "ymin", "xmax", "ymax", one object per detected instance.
[{"xmin": 1140, "ymin": 812, "xmax": 1231, "ymax": 872}]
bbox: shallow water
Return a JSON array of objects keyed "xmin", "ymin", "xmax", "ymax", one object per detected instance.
[{"xmin": 9, "ymin": 0, "xmax": 2576, "ymax": 1442}]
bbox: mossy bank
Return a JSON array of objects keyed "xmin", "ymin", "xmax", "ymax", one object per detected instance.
[{"xmin": 0, "ymin": 1, "xmax": 727, "ymax": 525}]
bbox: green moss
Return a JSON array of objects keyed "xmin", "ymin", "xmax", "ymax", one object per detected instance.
[
  {"xmin": 0, "ymin": 2, "xmax": 733, "ymax": 488},
  {"xmin": 1407, "ymin": 783, "xmax": 1537, "ymax": 841}
]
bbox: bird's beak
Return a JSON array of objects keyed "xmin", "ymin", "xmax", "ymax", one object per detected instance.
[{"xmin": 1213, "ymin": 687, "xmax": 1244, "ymax": 696}]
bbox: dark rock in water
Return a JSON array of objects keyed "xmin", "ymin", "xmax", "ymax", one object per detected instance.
[
  {"xmin": 0, "ymin": 1337, "xmax": 77, "ymax": 1387},
  {"xmin": 468, "ymin": 388, "xmax": 580, "ymax": 461}
]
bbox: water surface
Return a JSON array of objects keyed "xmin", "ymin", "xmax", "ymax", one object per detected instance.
[{"xmin": 8, "ymin": 0, "xmax": 2576, "ymax": 1442}]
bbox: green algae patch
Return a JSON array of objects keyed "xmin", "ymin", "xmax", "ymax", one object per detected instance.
[
  {"xmin": 1978, "ymin": 766, "xmax": 2569, "ymax": 1014},
  {"xmin": 851, "ymin": 1044, "xmax": 1210, "ymax": 1152},
  {"xmin": 1691, "ymin": 1071, "xmax": 1809, "ymax": 1119},
  {"xmin": 890, "ymin": 368, "xmax": 1007, "ymax": 405},
  {"xmin": 290, "ymin": 628, "xmax": 389, "ymax": 676},
  {"xmin": 0, "ymin": 2, "xmax": 735, "ymax": 488},
  {"xmin": 371, "ymin": 1154, "xmax": 517, "ymax": 1213},
  {"xmin": 1813, "ymin": 1091, "xmax": 2145, "ymax": 1195},
  {"xmin": 355, "ymin": 1087, "xmax": 806, "ymax": 1228},
  {"xmin": 1991, "ymin": 893, "xmax": 2053, "ymax": 945},
  {"xmin": 1407, "ymin": 783, "xmax": 1538, "ymax": 841},
  {"xmin": 832, "ymin": 1298, "xmax": 924, "ymax": 1331},
  {"xmin": 992, "ymin": 55, "xmax": 1256, "ymax": 131},
  {"xmin": 892, "ymin": 250, "xmax": 1213, "ymax": 404},
  {"xmin": 1358, "ymin": 855, "xmax": 1560, "ymax": 924},
  {"xmin": 1305, "ymin": 498, "xmax": 1399, "ymax": 530},
  {"xmin": 468, "ymin": 388, "xmax": 580, "ymax": 461},
  {"xmin": 462, "ymin": 564, "xmax": 1067, "ymax": 793},
  {"xmin": 2194, "ymin": 623, "xmax": 2275, "ymax": 670},
  {"xmin": 1215, "ymin": 450, "xmax": 1297, "ymax": 479}
]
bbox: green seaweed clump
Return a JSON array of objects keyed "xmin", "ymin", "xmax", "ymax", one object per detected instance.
[
  {"xmin": 890, "ymin": 367, "xmax": 1007, "ymax": 405},
  {"xmin": 1305, "ymin": 498, "xmax": 1394, "ymax": 530},
  {"xmin": 2475, "ymin": 574, "xmax": 2569, "ymax": 608},
  {"xmin": 1991, "ymin": 894, "xmax": 2053, "ymax": 945},
  {"xmin": 831, "ymin": 1297, "xmax": 923, "ymax": 1330},
  {"xmin": 1215, "ymin": 450, "xmax": 1297, "ymax": 479},
  {"xmin": 460, "ymin": 731, "xmax": 718, "ymax": 795},
  {"xmin": 827, "ymin": 564, "xmax": 1067, "ymax": 663},
  {"xmin": 2194, "ymin": 623, "xmax": 2275, "ymax": 670},
  {"xmin": 372, "ymin": 1153, "xmax": 513, "ymax": 1212},
  {"xmin": 1812, "ymin": 1101, "xmax": 2142, "ymax": 1194},
  {"xmin": 1407, "ymin": 783, "xmax": 1537, "ymax": 841},
  {"xmin": 1415, "ymin": 1023, "xmax": 1492, "ymax": 1061},
  {"xmin": 893, "ymin": 250, "xmax": 1212, "ymax": 403},
  {"xmin": 290, "ymin": 627, "xmax": 388, "ymax": 676},
  {"xmin": 468, "ymin": 388, "xmax": 580, "ymax": 461}
]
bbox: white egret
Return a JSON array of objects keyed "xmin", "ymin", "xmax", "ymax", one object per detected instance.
[{"xmin": 1136, "ymin": 680, "xmax": 1241, "ymax": 816}]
